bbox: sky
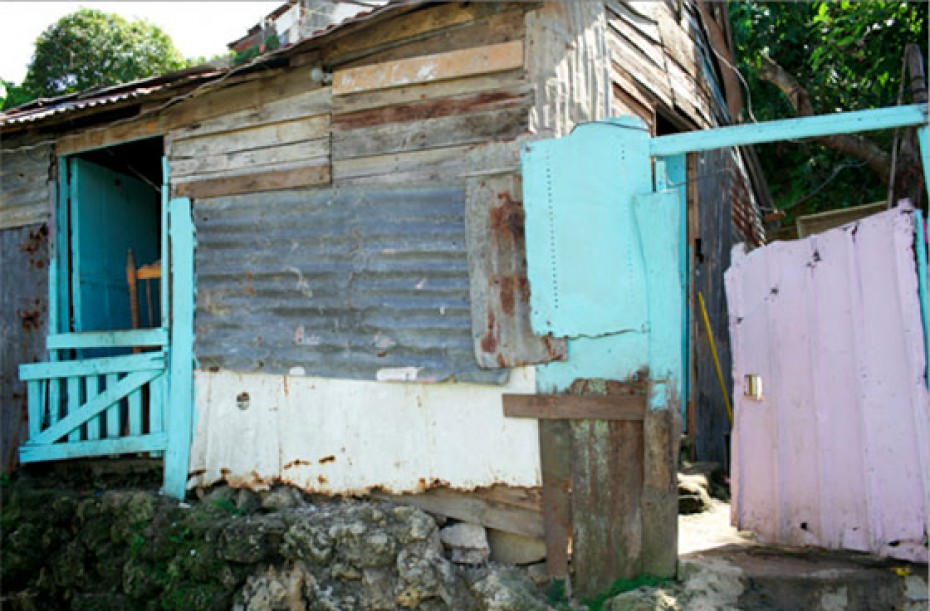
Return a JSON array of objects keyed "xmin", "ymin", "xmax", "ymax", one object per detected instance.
[{"xmin": 0, "ymin": 2, "xmax": 284, "ymax": 84}]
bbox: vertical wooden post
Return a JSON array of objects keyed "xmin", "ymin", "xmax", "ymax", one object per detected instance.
[{"xmin": 163, "ymin": 197, "xmax": 195, "ymax": 500}]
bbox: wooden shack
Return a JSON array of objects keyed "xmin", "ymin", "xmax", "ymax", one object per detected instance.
[{"xmin": 1, "ymin": 0, "xmax": 764, "ymax": 595}]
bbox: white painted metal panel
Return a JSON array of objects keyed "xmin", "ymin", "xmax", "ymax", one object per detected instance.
[
  {"xmin": 188, "ymin": 368, "xmax": 540, "ymax": 494},
  {"xmin": 725, "ymin": 207, "xmax": 929, "ymax": 562}
]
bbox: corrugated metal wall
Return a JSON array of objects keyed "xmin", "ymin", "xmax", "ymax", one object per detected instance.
[
  {"xmin": 0, "ymin": 223, "xmax": 50, "ymax": 473},
  {"xmin": 725, "ymin": 207, "xmax": 929, "ymax": 562},
  {"xmin": 195, "ymin": 185, "xmax": 505, "ymax": 384}
]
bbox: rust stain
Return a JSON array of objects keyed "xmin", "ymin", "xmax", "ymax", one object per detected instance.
[
  {"xmin": 283, "ymin": 376, "xmax": 289, "ymax": 397},
  {"xmin": 317, "ymin": 475, "xmax": 328, "ymax": 485},
  {"xmin": 334, "ymin": 90, "xmax": 526, "ymax": 129},
  {"xmin": 319, "ymin": 455, "xmax": 336, "ymax": 464},
  {"xmin": 220, "ymin": 467, "xmax": 231, "ymax": 476},
  {"xmin": 18, "ymin": 224, "xmax": 48, "ymax": 268},
  {"xmin": 490, "ymin": 191, "xmax": 525, "ymax": 241},
  {"xmin": 188, "ymin": 468, "xmax": 207, "ymax": 478},
  {"xmin": 17, "ymin": 303, "xmax": 43, "ymax": 331},
  {"xmin": 283, "ymin": 458, "xmax": 312, "ymax": 469},
  {"xmin": 496, "ymin": 276, "xmax": 528, "ymax": 316},
  {"xmin": 480, "ymin": 309, "xmax": 497, "ymax": 353}
]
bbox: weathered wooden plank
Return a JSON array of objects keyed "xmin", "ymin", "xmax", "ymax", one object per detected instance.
[
  {"xmin": 171, "ymin": 138, "xmax": 330, "ymax": 177},
  {"xmin": 640, "ymin": 407, "xmax": 679, "ymax": 576},
  {"xmin": 319, "ymin": 2, "xmax": 490, "ymax": 66},
  {"xmin": 332, "ymin": 70, "xmax": 525, "ymax": 115},
  {"xmin": 606, "ymin": 1, "xmax": 661, "ymax": 44},
  {"xmin": 332, "ymin": 40, "xmax": 524, "ymax": 96},
  {"xmin": 333, "ymin": 145, "xmax": 469, "ymax": 185},
  {"xmin": 336, "ymin": 8, "xmax": 527, "ymax": 71},
  {"xmin": 503, "ymin": 394, "xmax": 646, "ymax": 421},
  {"xmin": 607, "ymin": 15, "xmax": 666, "ymax": 69},
  {"xmin": 570, "ymin": 418, "xmax": 644, "ymax": 599},
  {"xmin": 19, "ymin": 433, "xmax": 168, "ymax": 463},
  {"xmin": 608, "ymin": 33, "xmax": 673, "ymax": 109},
  {"xmin": 170, "ymin": 115, "xmax": 330, "ymax": 159},
  {"xmin": 372, "ymin": 487, "xmax": 544, "ymax": 539},
  {"xmin": 57, "ymin": 117, "xmax": 161, "ymax": 156},
  {"xmin": 538, "ymin": 419, "xmax": 571, "ymax": 580},
  {"xmin": 334, "ymin": 85, "xmax": 532, "ymax": 130},
  {"xmin": 167, "ymin": 87, "xmax": 331, "ymax": 141},
  {"xmin": 20, "ymin": 351, "xmax": 165, "ymax": 380},
  {"xmin": 0, "ymin": 206, "xmax": 49, "ymax": 231},
  {"xmin": 174, "ymin": 164, "xmax": 330, "ymax": 199},
  {"xmin": 333, "ymin": 107, "xmax": 526, "ymax": 161},
  {"xmin": 163, "ymin": 68, "xmax": 309, "ymax": 131}
]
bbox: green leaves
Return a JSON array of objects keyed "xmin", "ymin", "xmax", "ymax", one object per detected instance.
[
  {"xmin": 729, "ymin": 2, "xmax": 927, "ymax": 221},
  {"xmin": 21, "ymin": 8, "xmax": 186, "ymax": 99}
]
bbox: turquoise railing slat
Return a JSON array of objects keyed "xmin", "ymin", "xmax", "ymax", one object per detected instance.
[
  {"xmin": 20, "ymin": 433, "xmax": 168, "ymax": 463},
  {"xmin": 128, "ymin": 389, "xmax": 143, "ymax": 437},
  {"xmin": 20, "ymin": 351, "xmax": 165, "ymax": 380},
  {"xmin": 46, "ymin": 328, "xmax": 167, "ymax": 350},
  {"xmin": 85, "ymin": 376, "xmax": 101, "ymax": 440},
  {"xmin": 32, "ymin": 369, "xmax": 160, "ymax": 446},
  {"xmin": 105, "ymin": 373, "xmax": 120, "ymax": 439},
  {"xmin": 67, "ymin": 377, "xmax": 81, "ymax": 442}
]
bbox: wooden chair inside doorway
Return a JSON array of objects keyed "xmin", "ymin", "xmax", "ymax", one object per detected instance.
[{"xmin": 126, "ymin": 249, "xmax": 162, "ymax": 337}]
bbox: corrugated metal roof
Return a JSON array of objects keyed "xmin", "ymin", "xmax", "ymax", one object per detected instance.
[
  {"xmin": 726, "ymin": 206, "xmax": 929, "ymax": 562},
  {"xmin": 0, "ymin": 68, "xmax": 225, "ymax": 127},
  {"xmin": 194, "ymin": 185, "xmax": 506, "ymax": 385}
]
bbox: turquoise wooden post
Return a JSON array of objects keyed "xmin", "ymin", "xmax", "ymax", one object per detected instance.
[
  {"xmin": 919, "ymin": 126, "xmax": 928, "ymax": 201},
  {"xmin": 163, "ymin": 197, "xmax": 195, "ymax": 500},
  {"xmin": 915, "ymin": 210, "xmax": 929, "ymax": 386}
]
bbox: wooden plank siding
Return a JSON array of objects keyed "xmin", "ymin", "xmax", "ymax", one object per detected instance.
[{"xmin": 0, "ymin": 142, "xmax": 53, "ymax": 230}]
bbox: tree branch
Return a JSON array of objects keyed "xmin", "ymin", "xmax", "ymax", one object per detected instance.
[{"xmin": 760, "ymin": 54, "xmax": 891, "ymax": 184}]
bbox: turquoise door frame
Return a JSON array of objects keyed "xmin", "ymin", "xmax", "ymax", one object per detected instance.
[{"xmin": 26, "ymin": 146, "xmax": 195, "ymax": 500}]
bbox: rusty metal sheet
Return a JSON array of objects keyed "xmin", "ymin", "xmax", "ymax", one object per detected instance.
[
  {"xmin": 726, "ymin": 206, "xmax": 929, "ymax": 563},
  {"xmin": 465, "ymin": 171, "xmax": 566, "ymax": 368},
  {"xmin": 194, "ymin": 185, "xmax": 505, "ymax": 384},
  {"xmin": 0, "ymin": 223, "xmax": 49, "ymax": 473}
]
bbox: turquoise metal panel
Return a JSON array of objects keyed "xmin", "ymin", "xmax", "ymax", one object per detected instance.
[
  {"xmin": 632, "ymin": 191, "xmax": 683, "ymax": 409},
  {"xmin": 164, "ymin": 197, "xmax": 195, "ymax": 500},
  {"xmin": 915, "ymin": 210, "xmax": 929, "ymax": 386},
  {"xmin": 522, "ymin": 118, "xmax": 652, "ymax": 338},
  {"xmin": 662, "ymin": 154, "xmax": 689, "ymax": 423},
  {"xmin": 19, "ymin": 433, "xmax": 167, "ymax": 463},
  {"xmin": 650, "ymin": 104, "xmax": 927, "ymax": 157}
]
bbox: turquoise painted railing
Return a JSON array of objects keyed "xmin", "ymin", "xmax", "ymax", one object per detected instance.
[{"xmin": 19, "ymin": 347, "xmax": 168, "ymax": 463}]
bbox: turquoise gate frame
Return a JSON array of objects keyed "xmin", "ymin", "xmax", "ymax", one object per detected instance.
[
  {"xmin": 524, "ymin": 102, "xmax": 928, "ymax": 424},
  {"xmin": 19, "ymin": 153, "xmax": 195, "ymax": 500}
]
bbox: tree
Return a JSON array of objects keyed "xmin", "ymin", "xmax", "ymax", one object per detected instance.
[
  {"xmin": 729, "ymin": 2, "xmax": 927, "ymax": 221},
  {"xmin": 22, "ymin": 8, "xmax": 186, "ymax": 99}
]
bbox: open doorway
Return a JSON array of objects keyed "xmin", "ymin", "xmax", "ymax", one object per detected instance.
[{"xmin": 65, "ymin": 137, "xmax": 163, "ymax": 334}]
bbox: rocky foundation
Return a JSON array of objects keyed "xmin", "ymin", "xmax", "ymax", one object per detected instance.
[{"xmin": 1, "ymin": 480, "xmax": 549, "ymax": 610}]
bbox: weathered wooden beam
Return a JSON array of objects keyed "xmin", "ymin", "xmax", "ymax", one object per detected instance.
[
  {"xmin": 502, "ymin": 393, "xmax": 646, "ymax": 421},
  {"xmin": 332, "ymin": 40, "xmax": 524, "ymax": 96},
  {"xmin": 373, "ymin": 486, "xmax": 543, "ymax": 540},
  {"xmin": 173, "ymin": 164, "xmax": 330, "ymax": 199},
  {"xmin": 57, "ymin": 117, "xmax": 162, "ymax": 156}
]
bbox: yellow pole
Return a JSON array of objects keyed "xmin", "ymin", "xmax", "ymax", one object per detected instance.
[{"xmin": 698, "ymin": 291, "xmax": 733, "ymax": 426}]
